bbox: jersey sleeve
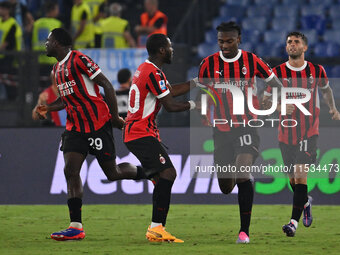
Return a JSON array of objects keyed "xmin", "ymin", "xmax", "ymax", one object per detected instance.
[
  {"xmin": 318, "ymin": 65, "xmax": 329, "ymax": 90},
  {"xmin": 147, "ymin": 70, "xmax": 170, "ymax": 99},
  {"xmin": 254, "ymin": 54, "xmax": 275, "ymax": 82},
  {"xmin": 76, "ymin": 54, "xmax": 101, "ymax": 80},
  {"xmin": 264, "ymin": 67, "xmax": 279, "ymax": 96},
  {"xmin": 198, "ymin": 58, "xmax": 211, "ymax": 85}
]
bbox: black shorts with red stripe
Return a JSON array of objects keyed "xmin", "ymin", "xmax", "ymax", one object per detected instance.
[
  {"xmin": 213, "ymin": 127, "xmax": 260, "ymax": 166},
  {"xmin": 124, "ymin": 136, "xmax": 174, "ymax": 178},
  {"xmin": 279, "ymin": 135, "xmax": 318, "ymax": 169},
  {"xmin": 60, "ymin": 121, "xmax": 116, "ymax": 162}
]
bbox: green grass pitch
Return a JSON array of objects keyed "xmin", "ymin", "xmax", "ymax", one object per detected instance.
[{"xmin": 1, "ymin": 204, "xmax": 340, "ymax": 255}]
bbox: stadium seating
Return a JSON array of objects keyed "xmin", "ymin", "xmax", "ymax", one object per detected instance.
[
  {"xmin": 197, "ymin": 43, "xmax": 219, "ymax": 58},
  {"xmin": 225, "ymin": 0, "xmax": 251, "ymax": 6},
  {"xmin": 219, "ymin": 6, "xmax": 246, "ymax": 21},
  {"xmin": 300, "ymin": 30, "xmax": 318, "ymax": 45},
  {"xmin": 332, "ymin": 19, "xmax": 340, "ymax": 30},
  {"xmin": 212, "ymin": 17, "xmax": 237, "ymax": 30},
  {"xmin": 273, "ymin": 5, "xmax": 299, "ymax": 18},
  {"xmin": 242, "ymin": 30, "xmax": 261, "ymax": 44},
  {"xmin": 254, "ymin": 0, "xmax": 280, "ymax": 5},
  {"xmin": 247, "ymin": 6, "xmax": 272, "ymax": 18},
  {"xmin": 300, "ymin": 15, "xmax": 326, "ymax": 34},
  {"xmin": 329, "ymin": 5, "xmax": 340, "ymax": 19},
  {"xmin": 205, "ymin": 30, "xmax": 216, "ymax": 44},
  {"xmin": 331, "ymin": 65, "xmax": 340, "ymax": 78},
  {"xmin": 240, "ymin": 42, "xmax": 253, "ymax": 52},
  {"xmin": 309, "ymin": 0, "xmax": 334, "ymax": 6},
  {"xmin": 242, "ymin": 17, "xmax": 267, "ymax": 31},
  {"xmin": 255, "ymin": 44, "xmax": 284, "ymax": 57},
  {"xmin": 281, "ymin": 0, "xmax": 306, "ymax": 5},
  {"xmin": 301, "ymin": 5, "xmax": 325, "ymax": 17},
  {"xmin": 313, "ymin": 42, "xmax": 340, "ymax": 57},
  {"xmin": 271, "ymin": 17, "xmax": 296, "ymax": 31},
  {"xmin": 263, "ymin": 30, "xmax": 287, "ymax": 45},
  {"xmin": 323, "ymin": 30, "xmax": 340, "ymax": 44}
]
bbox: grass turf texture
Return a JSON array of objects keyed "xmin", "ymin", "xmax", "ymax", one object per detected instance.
[{"xmin": 1, "ymin": 205, "xmax": 340, "ymax": 255}]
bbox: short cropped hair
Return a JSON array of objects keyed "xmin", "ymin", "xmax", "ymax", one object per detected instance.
[
  {"xmin": 146, "ymin": 33, "xmax": 169, "ymax": 56},
  {"xmin": 117, "ymin": 68, "xmax": 131, "ymax": 84},
  {"xmin": 216, "ymin": 21, "xmax": 241, "ymax": 35},
  {"xmin": 286, "ymin": 31, "xmax": 308, "ymax": 45},
  {"xmin": 51, "ymin": 28, "xmax": 72, "ymax": 47}
]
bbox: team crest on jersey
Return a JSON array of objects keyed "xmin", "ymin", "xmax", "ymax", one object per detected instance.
[
  {"xmin": 309, "ymin": 75, "xmax": 314, "ymax": 84},
  {"xmin": 159, "ymin": 80, "xmax": 166, "ymax": 90},
  {"xmin": 242, "ymin": 66, "xmax": 247, "ymax": 75},
  {"xmin": 159, "ymin": 154, "xmax": 166, "ymax": 164},
  {"xmin": 65, "ymin": 68, "xmax": 69, "ymax": 76}
]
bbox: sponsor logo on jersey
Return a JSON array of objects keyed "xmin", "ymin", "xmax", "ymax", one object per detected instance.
[{"xmin": 159, "ymin": 80, "xmax": 166, "ymax": 90}]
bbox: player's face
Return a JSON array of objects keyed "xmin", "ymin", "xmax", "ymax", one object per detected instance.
[
  {"xmin": 163, "ymin": 38, "xmax": 174, "ymax": 64},
  {"xmin": 286, "ymin": 36, "xmax": 308, "ymax": 59},
  {"xmin": 45, "ymin": 33, "xmax": 57, "ymax": 57},
  {"xmin": 217, "ymin": 31, "xmax": 240, "ymax": 59}
]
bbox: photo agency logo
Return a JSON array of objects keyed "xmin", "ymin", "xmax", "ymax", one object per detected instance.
[{"xmin": 198, "ymin": 80, "xmax": 312, "ymax": 128}]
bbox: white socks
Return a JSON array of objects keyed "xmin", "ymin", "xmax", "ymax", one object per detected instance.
[
  {"xmin": 150, "ymin": 222, "xmax": 162, "ymax": 229},
  {"xmin": 70, "ymin": 222, "xmax": 83, "ymax": 229},
  {"xmin": 290, "ymin": 219, "xmax": 298, "ymax": 229}
]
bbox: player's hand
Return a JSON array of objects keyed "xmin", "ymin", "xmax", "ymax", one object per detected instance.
[
  {"xmin": 286, "ymin": 104, "xmax": 295, "ymax": 115},
  {"xmin": 112, "ymin": 116, "xmax": 125, "ymax": 130},
  {"xmin": 330, "ymin": 108, "xmax": 340, "ymax": 120},
  {"xmin": 35, "ymin": 104, "xmax": 48, "ymax": 120}
]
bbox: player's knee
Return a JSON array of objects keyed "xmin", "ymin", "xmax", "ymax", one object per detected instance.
[
  {"xmin": 220, "ymin": 185, "xmax": 234, "ymax": 194},
  {"xmin": 159, "ymin": 167, "xmax": 177, "ymax": 181}
]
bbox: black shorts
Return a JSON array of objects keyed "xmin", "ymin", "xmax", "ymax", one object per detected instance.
[
  {"xmin": 60, "ymin": 121, "xmax": 116, "ymax": 162},
  {"xmin": 279, "ymin": 135, "xmax": 318, "ymax": 169},
  {"xmin": 125, "ymin": 136, "xmax": 174, "ymax": 178},
  {"xmin": 213, "ymin": 127, "xmax": 260, "ymax": 166}
]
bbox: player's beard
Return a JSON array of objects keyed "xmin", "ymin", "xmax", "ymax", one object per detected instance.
[
  {"xmin": 164, "ymin": 52, "xmax": 172, "ymax": 64},
  {"xmin": 289, "ymin": 52, "xmax": 303, "ymax": 59}
]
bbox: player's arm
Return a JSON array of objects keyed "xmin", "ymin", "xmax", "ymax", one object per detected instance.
[
  {"xmin": 320, "ymin": 86, "xmax": 340, "ymax": 120},
  {"xmin": 93, "ymin": 73, "xmax": 124, "ymax": 129},
  {"xmin": 159, "ymin": 93, "xmax": 195, "ymax": 112},
  {"xmin": 32, "ymin": 91, "xmax": 48, "ymax": 120},
  {"xmin": 167, "ymin": 78, "xmax": 199, "ymax": 97},
  {"xmin": 35, "ymin": 97, "xmax": 65, "ymax": 120}
]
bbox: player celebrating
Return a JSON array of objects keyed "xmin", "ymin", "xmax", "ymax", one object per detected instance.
[
  {"xmin": 263, "ymin": 31, "xmax": 340, "ymax": 237},
  {"xmin": 35, "ymin": 28, "xmax": 148, "ymax": 241},
  {"xmin": 198, "ymin": 22, "xmax": 282, "ymax": 243},
  {"xmin": 124, "ymin": 33, "xmax": 197, "ymax": 243}
]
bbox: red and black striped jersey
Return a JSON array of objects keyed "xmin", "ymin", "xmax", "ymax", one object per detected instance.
[
  {"xmin": 53, "ymin": 50, "xmax": 111, "ymax": 133},
  {"xmin": 199, "ymin": 49, "xmax": 275, "ymax": 132},
  {"xmin": 124, "ymin": 60, "xmax": 170, "ymax": 142},
  {"xmin": 265, "ymin": 61, "xmax": 329, "ymax": 145}
]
